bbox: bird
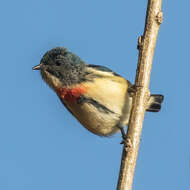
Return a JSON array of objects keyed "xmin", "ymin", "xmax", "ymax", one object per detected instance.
[{"xmin": 33, "ymin": 47, "xmax": 164, "ymax": 139}]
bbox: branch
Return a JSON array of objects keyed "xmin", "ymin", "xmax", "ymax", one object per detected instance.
[{"xmin": 116, "ymin": 1, "xmax": 163, "ymax": 190}]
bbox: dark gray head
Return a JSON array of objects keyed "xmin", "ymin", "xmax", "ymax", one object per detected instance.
[{"xmin": 33, "ymin": 47, "xmax": 87, "ymax": 87}]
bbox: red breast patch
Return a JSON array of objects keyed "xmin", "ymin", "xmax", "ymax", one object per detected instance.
[{"xmin": 56, "ymin": 86, "xmax": 88, "ymax": 103}]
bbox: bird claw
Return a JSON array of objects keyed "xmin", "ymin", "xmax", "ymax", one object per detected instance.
[
  {"xmin": 120, "ymin": 134, "xmax": 127, "ymax": 145},
  {"xmin": 120, "ymin": 139, "xmax": 126, "ymax": 145}
]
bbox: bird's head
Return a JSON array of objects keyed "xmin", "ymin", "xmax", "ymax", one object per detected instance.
[{"xmin": 33, "ymin": 47, "xmax": 87, "ymax": 90}]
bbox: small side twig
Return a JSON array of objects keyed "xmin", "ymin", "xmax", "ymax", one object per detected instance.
[{"xmin": 117, "ymin": 1, "xmax": 163, "ymax": 190}]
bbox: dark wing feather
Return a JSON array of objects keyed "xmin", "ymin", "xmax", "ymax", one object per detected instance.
[
  {"xmin": 77, "ymin": 96, "xmax": 115, "ymax": 114},
  {"xmin": 88, "ymin": 64, "xmax": 120, "ymax": 76}
]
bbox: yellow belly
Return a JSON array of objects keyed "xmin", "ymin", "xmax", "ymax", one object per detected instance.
[
  {"xmin": 65, "ymin": 101, "xmax": 120, "ymax": 136},
  {"xmin": 63, "ymin": 76, "xmax": 133, "ymax": 136}
]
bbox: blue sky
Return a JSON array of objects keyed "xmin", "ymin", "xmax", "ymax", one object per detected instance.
[{"xmin": 0, "ymin": 0, "xmax": 189, "ymax": 189}]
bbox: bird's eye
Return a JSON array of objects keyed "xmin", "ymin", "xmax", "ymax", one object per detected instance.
[{"xmin": 55, "ymin": 60, "xmax": 61, "ymax": 66}]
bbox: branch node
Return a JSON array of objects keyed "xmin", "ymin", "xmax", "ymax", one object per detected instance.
[
  {"xmin": 156, "ymin": 11, "xmax": 163, "ymax": 24},
  {"xmin": 134, "ymin": 84, "xmax": 143, "ymax": 89},
  {"xmin": 124, "ymin": 138, "xmax": 133, "ymax": 152},
  {"xmin": 117, "ymin": 1, "xmax": 163, "ymax": 189},
  {"xmin": 137, "ymin": 35, "xmax": 143, "ymax": 50},
  {"xmin": 146, "ymin": 89, "xmax": 151, "ymax": 98}
]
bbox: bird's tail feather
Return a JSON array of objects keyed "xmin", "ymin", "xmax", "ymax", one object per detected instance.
[{"xmin": 146, "ymin": 94, "xmax": 164, "ymax": 112}]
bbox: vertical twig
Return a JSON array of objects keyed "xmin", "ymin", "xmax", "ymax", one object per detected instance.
[{"xmin": 117, "ymin": 1, "xmax": 163, "ymax": 190}]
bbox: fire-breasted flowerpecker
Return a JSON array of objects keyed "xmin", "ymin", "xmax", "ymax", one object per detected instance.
[{"xmin": 33, "ymin": 47, "xmax": 164, "ymax": 138}]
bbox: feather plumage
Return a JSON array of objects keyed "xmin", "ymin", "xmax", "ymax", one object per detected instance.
[{"xmin": 33, "ymin": 47, "xmax": 164, "ymax": 137}]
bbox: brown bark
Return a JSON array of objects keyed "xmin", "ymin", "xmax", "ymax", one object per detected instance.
[{"xmin": 117, "ymin": 1, "xmax": 163, "ymax": 190}]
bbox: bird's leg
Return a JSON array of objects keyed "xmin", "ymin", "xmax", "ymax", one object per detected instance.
[
  {"xmin": 127, "ymin": 81, "xmax": 136, "ymax": 97},
  {"xmin": 117, "ymin": 125, "xmax": 127, "ymax": 144}
]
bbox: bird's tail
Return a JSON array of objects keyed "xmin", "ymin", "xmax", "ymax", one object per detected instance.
[{"xmin": 146, "ymin": 94, "xmax": 164, "ymax": 112}]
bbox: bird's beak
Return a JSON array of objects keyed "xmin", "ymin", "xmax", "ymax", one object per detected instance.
[{"xmin": 32, "ymin": 64, "xmax": 41, "ymax": 70}]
